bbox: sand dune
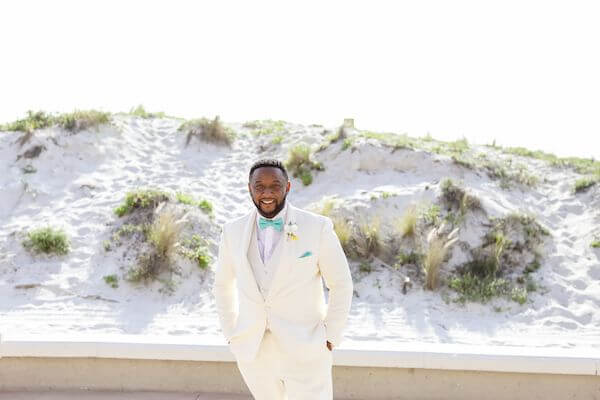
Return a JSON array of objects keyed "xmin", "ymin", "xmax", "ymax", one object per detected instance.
[{"xmin": 1, "ymin": 114, "xmax": 598, "ymax": 349}]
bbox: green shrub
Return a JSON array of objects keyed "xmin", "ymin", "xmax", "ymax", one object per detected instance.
[
  {"xmin": 395, "ymin": 251, "xmax": 420, "ymax": 267},
  {"xmin": 359, "ymin": 261, "xmax": 372, "ymax": 273},
  {"xmin": 176, "ymin": 192, "xmax": 212, "ymax": 215},
  {"xmin": 176, "ymin": 192, "xmax": 195, "ymax": 206},
  {"xmin": 271, "ymin": 135, "xmax": 284, "ymax": 144},
  {"xmin": 179, "ymin": 116, "xmax": 235, "ymax": 147},
  {"xmin": 524, "ymin": 259, "xmax": 541, "ymax": 274},
  {"xmin": 591, "ymin": 238, "xmax": 600, "ymax": 248},
  {"xmin": 342, "ymin": 138, "xmax": 353, "ymax": 151},
  {"xmin": 103, "ymin": 274, "xmax": 118, "ymax": 288},
  {"xmin": 22, "ymin": 227, "xmax": 70, "ymax": 255},
  {"xmin": 449, "ymin": 273, "xmax": 511, "ymax": 304},
  {"xmin": 114, "ymin": 189, "xmax": 170, "ymax": 217},
  {"xmin": 285, "ymin": 143, "xmax": 324, "ymax": 186},
  {"xmin": 198, "ymin": 199, "xmax": 213, "ymax": 214},
  {"xmin": 300, "ymin": 170, "xmax": 313, "ymax": 185},
  {"xmin": 421, "ymin": 204, "xmax": 441, "ymax": 226},
  {"xmin": 180, "ymin": 234, "xmax": 211, "ymax": 269}
]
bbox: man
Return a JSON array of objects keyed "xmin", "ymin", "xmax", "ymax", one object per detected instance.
[{"xmin": 212, "ymin": 158, "xmax": 353, "ymax": 400}]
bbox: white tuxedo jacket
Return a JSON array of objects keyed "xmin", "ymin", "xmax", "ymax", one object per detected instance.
[{"xmin": 212, "ymin": 203, "xmax": 353, "ymax": 362}]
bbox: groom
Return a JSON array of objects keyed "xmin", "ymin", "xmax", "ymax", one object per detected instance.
[{"xmin": 213, "ymin": 159, "xmax": 353, "ymax": 399}]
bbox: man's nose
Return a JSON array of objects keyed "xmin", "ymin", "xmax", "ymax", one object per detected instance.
[{"xmin": 263, "ymin": 187, "xmax": 276, "ymax": 196}]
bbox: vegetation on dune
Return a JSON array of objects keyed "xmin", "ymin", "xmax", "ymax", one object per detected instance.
[
  {"xmin": 0, "ymin": 111, "xmax": 54, "ymax": 133},
  {"xmin": 449, "ymin": 212, "xmax": 548, "ymax": 305},
  {"xmin": 574, "ymin": 177, "xmax": 597, "ymax": 193},
  {"xmin": 114, "ymin": 189, "xmax": 170, "ymax": 217},
  {"xmin": 284, "ymin": 143, "xmax": 324, "ymax": 186},
  {"xmin": 394, "ymin": 204, "xmax": 418, "ymax": 239},
  {"xmin": 128, "ymin": 105, "xmax": 166, "ymax": 119},
  {"xmin": 176, "ymin": 192, "xmax": 214, "ymax": 215},
  {"xmin": 179, "ymin": 234, "xmax": 211, "ymax": 269},
  {"xmin": 103, "ymin": 274, "xmax": 119, "ymax": 288},
  {"xmin": 126, "ymin": 207, "xmax": 183, "ymax": 283},
  {"xmin": 22, "ymin": 226, "xmax": 70, "ymax": 255},
  {"xmin": 179, "ymin": 116, "xmax": 236, "ymax": 147},
  {"xmin": 421, "ymin": 224, "xmax": 459, "ymax": 290},
  {"xmin": 244, "ymin": 119, "xmax": 287, "ymax": 136},
  {"xmin": 361, "ymin": 131, "xmax": 417, "ymax": 151},
  {"xmin": 1, "ymin": 109, "xmax": 111, "ymax": 134},
  {"xmin": 55, "ymin": 110, "xmax": 111, "ymax": 133}
]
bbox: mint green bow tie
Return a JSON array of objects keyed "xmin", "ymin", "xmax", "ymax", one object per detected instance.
[{"xmin": 259, "ymin": 217, "xmax": 284, "ymax": 231}]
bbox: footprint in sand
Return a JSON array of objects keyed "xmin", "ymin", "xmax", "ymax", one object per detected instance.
[
  {"xmin": 586, "ymin": 266, "xmax": 600, "ymax": 280},
  {"xmin": 571, "ymin": 279, "xmax": 587, "ymax": 290}
]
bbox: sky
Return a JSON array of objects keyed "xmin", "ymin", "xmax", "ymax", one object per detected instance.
[{"xmin": 1, "ymin": 0, "xmax": 599, "ymax": 159}]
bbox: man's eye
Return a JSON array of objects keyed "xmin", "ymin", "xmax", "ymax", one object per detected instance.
[{"xmin": 256, "ymin": 186, "xmax": 264, "ymax": 191}]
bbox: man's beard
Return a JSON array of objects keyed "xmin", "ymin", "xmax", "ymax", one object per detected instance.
[{"xmin": 252, "ymin": 193, "xmax": 287, "ymax": 219}]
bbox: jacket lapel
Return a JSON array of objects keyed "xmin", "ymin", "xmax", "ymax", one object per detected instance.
[{"xmin": 238, "ymin": 208, "xmax": 263, "ymax": 301}]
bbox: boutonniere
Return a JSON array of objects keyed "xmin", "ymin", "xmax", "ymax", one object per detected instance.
[{"xmin": 284, "ymin": 221, "xmax": 299, "ymax": 241}]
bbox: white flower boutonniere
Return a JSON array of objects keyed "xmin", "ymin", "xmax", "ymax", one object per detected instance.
[{"xmin": 284, "ymin": 221, "xmax": 299, "ymax": 241}]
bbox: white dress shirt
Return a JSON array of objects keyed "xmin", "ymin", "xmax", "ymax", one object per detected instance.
[{"xmin": 255, "ymin": 202, "xmax": 288, "ymax": 264}]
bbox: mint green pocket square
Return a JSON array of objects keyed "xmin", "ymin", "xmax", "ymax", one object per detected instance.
[{"xmin": 299, "ymin": 251, "xmax": 313, "ymax": 258}]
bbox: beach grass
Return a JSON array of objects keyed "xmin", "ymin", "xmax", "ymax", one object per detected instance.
[
  {"xmin": 0, "ymin": 110, "xmax": 54, "ymax": 133},
  {"xmin": 285, "ymin": 143, "xmax": 324, "ymax": 186},
  {"xmin": 22, "ymin": 226, "xmax": 70, "ymax": 255},
  {"xmin": 55, "ymin": 110, "xmax": 111, "ymax": 133},
  {"xmin": 1, "ymin": 109, "xmax": 110, "ymax": 134},
  {"xmin": 128, "ymin": 105, "xmax": 166, "ymax": 119},
  {"xmin": 179, "ymin": 116, "xmax": 236, "ymax": 147},
  {"xmin": 114, "ymin": 189, "xmax": 170, "ymax": 217}
]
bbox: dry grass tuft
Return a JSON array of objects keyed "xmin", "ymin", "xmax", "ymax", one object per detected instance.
[
  {"xmin": 395, "ymin": 204, "xmax": 418, "ymax": 238},
  {"xmin": 331, "ymin": 216, "xmax": 352, "ymax": 253},
  {"xmin": 127, "ymin": 206, "xmax": 184, "ymax": 283},
  {"xmin": 179, "ymin": 116, "xmax": 235, "ymax": 147},
  {"xmin": 422, "ymin": 224, "xmax": 459, "ymax": 290},
  {"xmin": 56, "ymin": 110, "xmax": 111, "ymax": 133},
  {"xmin": 352, "ymin": 217, "xmax": 381, "ymax": 259}
]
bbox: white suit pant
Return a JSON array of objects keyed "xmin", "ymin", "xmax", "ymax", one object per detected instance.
[{"xmin": 236, "ymin": 330, "xmax": 333, "ymax": 400}]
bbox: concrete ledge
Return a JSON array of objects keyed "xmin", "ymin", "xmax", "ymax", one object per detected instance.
[
  {"xmin": 1, "ymin": 357, "xmax": 599, "ymax": 399},
  {"xmin": 1, "ymin": 333, "xmax": 599, "ymax": 376}
]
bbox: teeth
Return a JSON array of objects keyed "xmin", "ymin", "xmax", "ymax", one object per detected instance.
[{"xmin": 262, "ymin": 200, "xmax": 274, "ymax": 204}]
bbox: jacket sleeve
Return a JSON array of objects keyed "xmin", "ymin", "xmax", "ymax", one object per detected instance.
[
  {"xmin": 317, "ymin": 217, "xmax": 354, "ymax": 347},
  {"xmin": 212, "ymin": 226, "xmax": 238, "ymax": 342}
]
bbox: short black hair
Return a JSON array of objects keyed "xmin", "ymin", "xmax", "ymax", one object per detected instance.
[{"xmin": 249, "ymin": 159, "xmax": 289, "ymax": 181}]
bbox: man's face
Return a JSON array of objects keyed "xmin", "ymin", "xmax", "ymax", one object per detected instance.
[{"xmin": 248, "ymin": 167, "xmax": 291, "ymax": 218}]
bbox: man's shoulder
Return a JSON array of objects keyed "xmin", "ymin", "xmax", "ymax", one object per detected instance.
[
  {"xmin": 222, "ymin": 210, "xmax": 253, "ymax": 233},
  {"xmin": 290, "ymin": 204, "xmax": 329, "ymax": 226}
]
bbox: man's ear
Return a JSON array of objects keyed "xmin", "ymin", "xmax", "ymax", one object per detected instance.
[{"xmin": 286, "ymin": 180, "xmax": 291, "ymax": 193}]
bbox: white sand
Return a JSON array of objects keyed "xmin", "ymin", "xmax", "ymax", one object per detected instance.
[{"xmin": 1, "ymin": 115, "xmax": 598, "ymax": 350}]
